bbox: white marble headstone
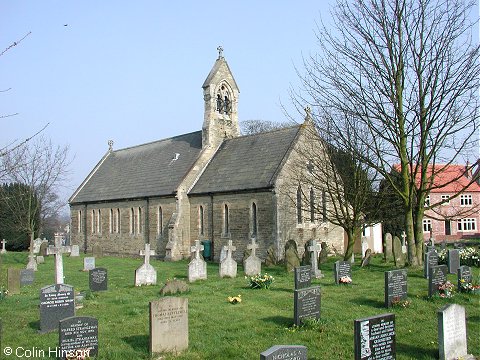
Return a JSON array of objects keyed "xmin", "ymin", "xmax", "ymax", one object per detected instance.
[
  {"xmin": 438, "ymin": 304, "xmax": 474, "ymax": 360},
  {"xmin": 188, "ymin": 240, "xmax": 207, "ymax": 282},
  {"xmin": 244, "ymin": 238, "xmax": 261, "ymax": 276},
  {"xmin": 219, "ymin": 240, "xmax": 237, "ymax": 278}
]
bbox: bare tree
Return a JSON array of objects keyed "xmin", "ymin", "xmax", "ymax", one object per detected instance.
[
  {"xmin": 1, "ymin": 136, "xmax": 71, "ymax": 254},
  {"xmin": 240, "ymin": 119, "xmax": 293, "ymax": 135},
  {"xmin": 293, "ymin": 0, "xmax": 480, "ymax": 265}
]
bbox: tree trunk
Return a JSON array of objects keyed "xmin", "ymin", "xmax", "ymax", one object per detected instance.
[
  {"xmin": 404, "ymin": 209, "xmax": 418, "ymax": 266},
  {"xmin": 343, "ymin": 226, "xmax": 361, "ymax": 261}
]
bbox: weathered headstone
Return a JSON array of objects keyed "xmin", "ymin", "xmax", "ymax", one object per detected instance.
[
  {"xmin": 265, "ymin": 245, "xmax": 277, "ymax": 266},
  {"xmin": 401, "ymin": 231, "xmax": 407, "ymax": 254},
  {"xmin": 135, "ymin": 243, "xmax": 157, "ymax": 286},
  {"xmin": 149, "ymin": 297, "xmax": 188, "ymax": 354},
  {"xmin": 92, "ymin": 243, "xmax": 103, "ymax": 258},
  {"xmin": 384, "ymin": 233, "xmax": 393, "ymax": 259},
  {"xmin": 160, "ymin": 279, "xmax": 189, "ymax": 296},
  {"xmin": 260, "ymin": 345, "xmax": 307, "ymax": 360},
  {"xmin": 83, "ymin": 257, "xmax": 95, "ymax": 272},
  {"xmin": 361, "ymin": 249, "xmax": 372, "ymax": 268},
  {"xmin": 89, "ymin": 268, "xmax": 107, "ymax": 291},
  {"xmin": 39, "ymin": 241, "xmax": 48, "ymax": 256},
  {"xmin": 385, "ymin": 269, "xmax": 407, "ymax": 308},
  {"xmin": 447, "ymin": 249, "xmax": 460, "ymax": 274},
  {"xmin": 294, "ymin": 286, "xmax": 321, "ymax": 326},
  {"xmin": 393, "ymin": 236, "xmax": 405, "ymax": 267},
  {"xmin": 319, "ymin": 241, "xmax": 328, "ymax": 264},
  {"xmin": 429, "ymin": 265, "xmax": 448, "ymax": 297},
  {"xmin": 437, "ymin": 304, "xmax": 474, "ymax": 360},
  {"xmin": 58, "ymin": 316, "xmax": 98, "ymax": 360},
  {"xmin": 308, "ymin": 240, "xmax": 323, "ymax": 278},
  {"xmin": 36, "ymin": 256, "xmax": 45, "ymax": 264},
  {"xmin": 354, "ymin": 313, "xmax": 396, "ymax": 360},
  {"xmin": 244, "ymin": 237, "xmax": 261, "ymax": 276},
  {"xmin": 294, "ymin": 266, "xmax": 312, "ymax": 290},
  {"xmin": 361, "ymin": 237, "xmax": 368, "ymax": 259},
  {"xmin": 285, "ymin": 240, "xmax": 300, "ymax": 272},
  {"xmin": 7, "ymin": 268, "xmax": 20, "ymax": 295},
  {"xmin": 20, "ymin": 269, "xmax": 35, "ymax": 286},
  {"xmin": 70, "ymin": 245, "xmax": 80, "ymax": 257},
  {"xmin": 334, "ymin": 260, "xmax": 352, "ymax": 284},
  {"xmin": 39, "ymin": 284, "xmax": 75, "ymax": 333},
  {"xmin": 457, "ymin": 266, "xmax": 472, "ymax": 292},
  {"xmin": 0, "ymin": 239, "xmax": 6, "ymax": 254},
  {"xmin": 188, "ymin": 240, "xmax": 207, "ymax": 282},
  {"xmin": 26, "ymin": 254, "xmax": 38, "ymax": 271},
  {"xmin": 32, "ymin": 238, "xmax": 43, "ymax": 254},
  {"xmin": 424, "ymin": 251, "xmax": 439, "ymax": 279},
  {"xmin": 219, "ymin": 240, "xmax": 237, "ymax": 278}
]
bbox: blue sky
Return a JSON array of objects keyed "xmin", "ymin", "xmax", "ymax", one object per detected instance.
[{"xmin": 1, "ymin": 1, "xmax": 334, "ymax": 198}]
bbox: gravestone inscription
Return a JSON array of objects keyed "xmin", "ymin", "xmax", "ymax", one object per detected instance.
[
  {"xmin": 428, "ymin": 265, "xmax": 448, "ymax": 297},
  {"xmin": 58, "ymin": 316, "xmax": 98, "ymax": 360},
  {"xmin": 89, "ymin": 268, "xmax": 107, "ymax": 291},
  {"xmin": 457, "ymin": 266, "xmax": 472, "ymax": 292},
  {"xmin": 294, "ymin": 266, "xmax": 312, "ymax": 290},
  {"xmin": 39, "ymin": 284, "xmax": 75, "ymax": 333},
  {"xmin": 334, "ymin": 260, "xmax": 352, "ymax": 284},
  {"xmin": 20, "ymin": 269, "xmax": 35, "ymax": 286},
  {"xmin": 260, "ymin": 345, "xmax": 307, "ymax": 360},
  {"xmin": 354, "ymin": 313, "xmax": 396, "ymax": 360},
  {"xmin": 447, "ymin": 249, "xmax": 460, "ymax": 274},
  {"xmin": 293, "ymin": 286, "xmax": 321, "ymax": 326},
  {"xmin": 385, "ymin": 269, "xmax": 407, "ymax": 308}
]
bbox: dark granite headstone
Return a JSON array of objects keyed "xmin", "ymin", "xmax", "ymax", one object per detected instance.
[
  {"xmin": 260, "ymin": 345, "xmax": 307, "ymax": 360},
  {"xmin": 428, "ymin": 265, "xmax": 448, "ymax": 297},
  {"xmin": 424, "ymin": 251, "xmax": 438, "ymax": 279},
  {"xmin": 7, "ymin": 268, "xmax": 20, "ymax": 295},
  {"xmin": 354, "ymin": 313, "xmax": 396, "ymax": 360},
  {"xmin": 89, "ymin": 268, "xmax": 107, "ymax": 291},
  {"xmin": 385, "ymin": 269, "xmax": 407, "ymax": 308},
  {"xmin": 293, "ymin": 286, "xmax": 321, "ymax": 326},
  {"xmin": 20, "ymin": 269, "xmax": 35, "ymax": 286},
  {"xmin": 59, "ymin": 316, "xmax": 98, "ymax": 360},
  {"xmin": 39, "ymin": 284, "xmax": 75, "ymax": 333},
  {"xmin": 334, "ymin": 261, "xmax": 352, "ymax": 284},
  {"xmin": 457, "ymin": 266, "xmax": 472, "ymax": 292},
  {"xmin": 294, "ymin": 266, "xmax": 312, "ymax": 290},
  {"xmin": 447, "ymin": 249, "xmax": 460, "ymax": 274}
]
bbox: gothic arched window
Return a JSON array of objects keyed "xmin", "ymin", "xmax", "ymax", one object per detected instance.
[
  {"xmin": 216, "ymin": 84, "xmax": 231, "ymax": 115},
  {"xmin": 251, "ymin": 202, "xmax": 258, "ymax": 237}
]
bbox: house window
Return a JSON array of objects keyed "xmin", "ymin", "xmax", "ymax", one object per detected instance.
[
  {"xmin": 423, "ymin": 219, "xmax": 432, "ymax": 232},
  {"xmin": 460, "ymin": 194, "xmax": 472, "ymax": 206},
  {"xmin": 199, "ymin": 205, "xmax": 204, "ymax": 236},
  {"xmin": 91, "ymin": 209, "xmax": 96, "ymax": 234},
  {"xmin": 157, "ymin": 206, "xmax": 163, "ymax": 235},
  {"xmin": 424, "ymin": 195, "xmax": 430, "ymax": 207},
  {"xmin": 457, "ymin": 218, "xmax": 476, "ymax": 231},
  {"xmin": 78, "ymin": 210, "xmax": 83, "ymax": 233},
  {"xmin": 441, "ymin": 195, "xmax": 450, "ymax": 204},
  {"xmin": 251, "ymin": 202, "xmax": 258, "ymax": 237},
  {"xmin": 310, "ymin": 188, "xmax": 315, "ymax": 223},
  {"xmin": 223, "ymin": 204, "xmax": 230, "ymax": 235},
  {"xmin": 137, "ymin": 207, "xmax": 142, "ymax": 234},
  {"xmin": 297, "ymin": 186, "xmax": 303, "ymax": 224}
]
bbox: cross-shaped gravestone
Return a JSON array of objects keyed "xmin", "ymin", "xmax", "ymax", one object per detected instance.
[
  {"xmin": 225, "ymin": 240, "xmax": 236, "ymax": 257},
  {"xmin": 140, "ymin": 243, "xmax": 155, "ymax": 265},
  {"xmin": 47, "ymin": 238, "xmax": 70, "ymax": 284},
  {"xmin": 188, "ymin": 240, "xmax": 207, "ymax": 282},
  {"xmin": 0, "ymin": 239, "xmax": 6, "ymax": 254},
  {"xmin": 244, "ymin": 238, "xmax": 262, "ymax": 276},
  {"xmin": 191, "ymin": 240, "xmax": 204, "ymax": 259},
  {"xmin": 308, "ymin": 240, "xmax": 323, "ymax": 278},
  {"xmin": 401, "ymin": 231, "xmax": 407, "ymax": 254},
  {"xmin": 220, "ymin": 240, "xmax": 237, "ymax": 278},
  {"xmin": 247, "ymin": 238, "xmax": 259, "ymax": 257},
  {"xmin": 135, "ymin": 243, "xmax": 157, "ymax": 286},
  {"xmin": 26, "ymin": 253, "xmax": 38, "ymax": 271}
]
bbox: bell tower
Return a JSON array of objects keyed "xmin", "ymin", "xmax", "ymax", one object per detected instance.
[{"xmin": 202, "ymin": 46, "xmax": 240, "ymax": 149}]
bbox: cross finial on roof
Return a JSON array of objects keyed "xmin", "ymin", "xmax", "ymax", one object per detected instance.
[
  {"xmin": 108, "ymin": 140, "xmax": 114, "ymax": 151},
  {"xmin": 304, "ymin": 106, "xmax": 312, "ymax": 119},
  {"xmin": 217, "ymin": 45, "xmax": 224, "ymax": 59}
]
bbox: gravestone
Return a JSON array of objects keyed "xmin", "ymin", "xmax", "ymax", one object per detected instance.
[
  {"xmin": 457, "ymin": 266, "xmax": 472, "ymax": 292},
  {"xmin": 1, "ymin": 239, "xmax": 6, "ymax": 254},
  {"xmin": 294, "ymin": 266, "xmax": 312, "ymax": 290},
  {"xmin": 36, "ymin": 256, "xmax": 45, "ymax": 264},
  {"xmin": 424, "ymin": 251, "xmax": 439, "ymax": 279},
  {"xmin": 59, "ymin": 316, "xmax": 98, "ymax": 360},
  {"xmin": 361, "ymin": 237, "xmax": 368, "ymax": 259},
  {"xmin": 361, "ymin": 249, "xmax": 372, "ymax": 268},
  {"xmin": 429, "ymin": 265, "xmax": 448, "ymax": 297},
  {"xmin": 385, "ymin": 269, "xmax": 407, "ymax": 308},
  {"xmin": 319, "ymin": 241, "xmax": 328, "ymax": 264},
  {"xmin": 308, "ymin": 240, "xmax": 323, "ymax": 278},
  {"xmin": 7, "ymin": 268, "xmax": 20, "ymax": 295},
  {"xmin": 260, "ymin": 345, "xmax": 307, "ymax": 360},
  {"xmin": 294, "ymin": 286, "xmax": 321, "ymax": 326},
  {"xmin": 301, "ymin": 240, "xmax": 312, "ymax": 266},
  {"xmin": 39, "ymin": 241, "xmax": 48, "ymax": 256},
  {"xmin": 265, "ymin": 245, "xmax": 277, "ymax": 266},
  {"xmin": 447, "ymin": 249, "xmax": 460, "ymax": 274},
  {"xmin": 47, "ymin": 238, "xmax": 70, "ymax": 284},
  {"xmin": 393, "ymin": 236, "xmax": 405, "ymax": 267},
  {"xmin": 334, "ymin": 260, "xmax": 352, "ymax": 284},
  {"xmin": 160, "ymin": 279, "xmax": 189, "ymax": 296},
  {"xmin": 70, "ymin": 245, "xmax": 80, "ymax": 257},
  {"xmin": 32, "ymin": 238, "xmax": 43, "ymax": 254},
  {"xmin": 188, "ymin": 240, "xmax": 207, "ymax": 282},
  {"xmin": 92, "ymin": 243, "xmax": 103, "ymax": 258},
  {"xmin": 135, "ymin": 243, "xmax": 157, "ymax": 286},
  {"xmin": 354, "ymin": 313, "xmax": 396, "ymax": 360},
  {"xmin": 83, "ymin": 257, "xmax": 95, "ymax": 272},
  {"xmin": 219, "ymin": 240, "xmax": 237, "ymax": 278},
  {"xmin": 149, "ymin": 297, "xmax": 188, "ymax": 354},
  {"xmin": 244, "ymin": 238, "xmax": 261, "ymax": 276},
  {"xmin": 384, "ymin": 233, "xmax": 393, "ymax": 259},
  {"xmin": 285, "ymin": 240, "xmax": 300, "ymax": 272},
  {"xmin": 401, "ymin": 231, "xmax": 407, "ymax": 254},
  {"xmin": 26, "ymin": 254, "xmax": 38, "ymax": 271},
  {"xmin": 39, "ymin": 284, "xmax": 75, "ymax": 333},
  {"xmin": 20, "ymin": 269, "xmax": 35, "ymax": 286},
  {"xmin": 89, "ymin": 268, "xmax": 107, "ymax": 291},
  {"xmin": 437, "ymin": 304, "xmax": 474, "ymax": 360}
]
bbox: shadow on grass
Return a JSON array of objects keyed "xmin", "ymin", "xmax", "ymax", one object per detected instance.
[
  {"xmin": 269, "ymin": 287, "xmax": 292, "ymax": 293},
  {"xmin": 261, "ymin": 315, "xmax": 292, "ymax": 327},
  {"xmin": 397, "ymin": 342, "xmax": 437, "ymax": 359},
  {"xmin": 28, "ymin": 320, "xmax": 39, "ymax": 331},
  {"xmin": 122, "ymin": 335, "xmax": 149, "ymax": 352},
  {"xmin": 351, "ymin": 297, "xmax": 385, "ymax": 309},
  {"xmin": 468, "ymin": 315, "xmax": 480, "ymax": 323}
]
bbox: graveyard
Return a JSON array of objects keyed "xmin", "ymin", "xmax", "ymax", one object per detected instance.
[{"xmin": 0, "ymin": 250, "xmax": 478, "ymax": 359}]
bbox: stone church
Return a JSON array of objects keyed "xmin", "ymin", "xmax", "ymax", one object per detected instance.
[{"xmin": 69, "ymin": 50, "xmax": 344, "ymax": 262}]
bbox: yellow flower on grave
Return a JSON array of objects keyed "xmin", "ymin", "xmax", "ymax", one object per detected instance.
[{"xmin": 227, "ymin": 294, "xmax": 242, "ymax": 304}]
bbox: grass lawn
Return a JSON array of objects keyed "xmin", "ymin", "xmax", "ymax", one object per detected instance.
[{"xmin": 0, "ymin": 252, "xmax": 479, "ymax": 359}]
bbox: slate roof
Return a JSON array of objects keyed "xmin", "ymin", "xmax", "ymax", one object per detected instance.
[
  {"xmin": 189, "ymin": 125, "xmax": 301, "ymax": 195},
  {"xmin": 70, "ymin": 131, "xmax": 203, "ymax": 203}
]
